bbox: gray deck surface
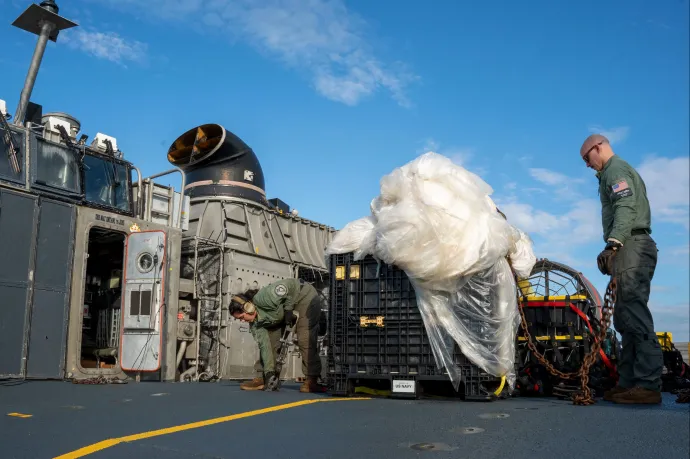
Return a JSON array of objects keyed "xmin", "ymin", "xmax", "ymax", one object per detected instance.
[{"xmin": 1, "ymin": 380, "xmax": 688, "ymax": 459}]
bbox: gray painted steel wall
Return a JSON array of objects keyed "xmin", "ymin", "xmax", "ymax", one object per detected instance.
[
  {"xmin": 0, "ymin": 189, "xmax": 37, "ymax": 378},
  {"xmin": 188, "ymin": 198, "xmax": 335, "ymax": 271},
  {"xmin": 26, "ymin": 198, "xmax": 75, "ymax": 378},
  {"xmin": 179, "ymin": 197, "xmax": 335, "ymax": 382},
  {"xmin": 0, "ymin": 118, "xmax": 184, "ymax": 382},
  {"xmin": 0, "ymin": 189, "xmax": 76, "ymax": 379},
  {"xmin": 64, "ymin": 206, "xmax": 182, "ymax": 381}
]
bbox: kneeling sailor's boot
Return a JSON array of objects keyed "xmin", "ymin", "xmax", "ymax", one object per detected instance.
[
  {"xmin": 300, "ymin": 376, "xmax": 325, "ymax": 393},
  {"xmin": 240, "ymin": 377, "xmax": 265, "ymax": 391}
]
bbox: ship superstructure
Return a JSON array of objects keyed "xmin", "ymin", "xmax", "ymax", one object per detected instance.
[{"xmin": 0, "ymin": 0, "xmax": 334, "ymax": 385}]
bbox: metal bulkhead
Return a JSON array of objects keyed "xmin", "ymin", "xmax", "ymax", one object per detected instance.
[{"xmin": 64, "ymin": 206, "xmax": 182, "ymax": 382}]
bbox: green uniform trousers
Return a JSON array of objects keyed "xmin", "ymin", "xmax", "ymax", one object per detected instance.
[
  {"xmin": 254, "ymin": 284, "xmax": 323, "ymax": 378},
  {"xmin": 613, "ymin": 233, "xmax": 664, "ymax": 391}
]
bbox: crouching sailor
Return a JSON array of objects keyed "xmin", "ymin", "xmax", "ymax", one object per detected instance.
[{"xmin": 230, "ymin": 279, "xmax": 325, "ymax": 393}]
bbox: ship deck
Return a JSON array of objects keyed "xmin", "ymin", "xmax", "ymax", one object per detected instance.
[{"xmin": 1, "ymin": 380, "xmax": 688, "ymax": 459}]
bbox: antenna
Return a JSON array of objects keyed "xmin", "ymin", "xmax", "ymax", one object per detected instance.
[{"xmin": 11, "ymin": 1, "xmax": 78, "ymax": 126}]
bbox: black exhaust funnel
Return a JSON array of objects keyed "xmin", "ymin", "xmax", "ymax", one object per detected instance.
[{"xmin": 167, "ymin": 124, "xmax": 267, "ymax": 205}]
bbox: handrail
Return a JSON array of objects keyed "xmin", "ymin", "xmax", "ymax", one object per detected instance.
[
  {"xmin": 130, "ymin": 165, "xmax": 143, "ymax": 218},
  {"xmin": 144, "ymin": 167, "xmax": 186, "ymax": 228}
]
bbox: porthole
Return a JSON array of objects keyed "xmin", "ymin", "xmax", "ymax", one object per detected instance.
[{"xmin": 136, "ymin": 252, "xmax": 154, "ymax": 273}]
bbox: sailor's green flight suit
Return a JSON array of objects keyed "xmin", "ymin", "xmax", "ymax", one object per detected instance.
[
  {"xmin": 597, "ymin": 155, "xmax": 663, "ymax": 392},
  {"xmin": 249, "ymin": 278, "xmax": 323, "ymax": 380}
]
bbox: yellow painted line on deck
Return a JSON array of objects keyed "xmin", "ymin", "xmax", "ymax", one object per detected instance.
[
  {"xmin": 7, "ymin": 412, "xmax": 33, "ymax": 418},
  {"xmin": 53, "ymin": 397, "xmax": 371, "ymax": 459}
]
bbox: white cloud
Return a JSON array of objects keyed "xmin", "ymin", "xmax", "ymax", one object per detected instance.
[
  {"xmin": 504, "ymin": 154, "xmax": 689, "ymax": 271},
  {"xmin": 651, "ymin": 304, "xmax": 689, "ymax": 318},
  {"xmin": 418, "ymin": 138, "xmax": 486, "ymax": 176},
  {"xmin": 528, "ymin": 168, "xmax": 565, "ymax": 186},
  {"xmin": 671, "ymin": 244, "xmax": 690, "ymax": 256},
  {"xmin": 495, "ymin": 155, "xmax": 687, "ymax": 332},
  {"xmin": 588, "ymin": 125, "xmax": 630, "ymax": 144},
  {"xmin": 646, "ymin": 19, "xmax": 672, "ymax": 30},
  {"xmin": 497, "ymin": 197, "xmax": 601, "ymax": 245},
  {"xmin": 528, "ymin": 168, "xmax": 581, "ymax": 186},
  {"xmin": 89, "ymin": 0, "xmax": 416, "ymax": 106},
  {"xmin": 497, "ymin": 169, "xmax": 600, "ymax": 245},
  {"xmin": 494, "ymin": 196, "xmax": 602, "ymax": 272},
  {"xmin": 637, "ymin": 156, "xmax": 690, "ymax": 228},
  {"xmin": 62, "ymin": 29, "xmax": 147, "ymax": 65},
  {"xmin": 528, "ymin": 167, "xmax": 587, "ymax": 200},
  {"xmin": 660, "ymin": 243, "xmax": 690, "ymax": 268},
  {"xmin": 448, "ymin": 149, "xmax": 475, "ymax": 168}
]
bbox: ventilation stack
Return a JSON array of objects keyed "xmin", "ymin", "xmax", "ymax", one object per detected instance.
[{"xmin": 167, "ymin": 124, "xmax": 267, "ymax": 206}]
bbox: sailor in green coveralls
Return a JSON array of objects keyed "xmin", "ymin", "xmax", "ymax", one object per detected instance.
[
  {"xmin": 580, "ymin": 133, "xmax": 663, "ymax": 404},
  {"xmin": 229, "ymin": 278, "xmax": 324, "ymax": 393}
]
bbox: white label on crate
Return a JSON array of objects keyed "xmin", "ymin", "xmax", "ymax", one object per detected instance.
[{"xmin": 392, "ymin": 379, "xmax": 415, "ymax": 393}]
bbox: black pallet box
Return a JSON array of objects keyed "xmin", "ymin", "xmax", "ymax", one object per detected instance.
[
  {"xmin": 516, "ymin": 294, "xmax": 594, "ymax": 378},
  {"xmin": 326, "ymin": 252, "xmax": 506, "ymax": 401},
  {"xmin": 519, "ymin": 294, "xmax": 593, "ymax": 340},
  {"xmin": 514, "ymin": 290, "xmax": 621, "ymax": 397}
]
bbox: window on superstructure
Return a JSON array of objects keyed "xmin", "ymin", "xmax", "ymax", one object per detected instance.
[
  {"xmin": 83, "ymin": 153, "xmax": 131, "ymax": 212},
  {"xmin": 0, "ymin": 126, "xmax": 25, "ymax": 184},
  {"xmin": 35, "ymin": 138, "xmax": 80, "ymax": 194}
]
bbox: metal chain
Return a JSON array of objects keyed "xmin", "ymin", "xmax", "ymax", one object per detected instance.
[{"xmin": 517, "ymin": 275, "xmax": 617, "ymax": 406}]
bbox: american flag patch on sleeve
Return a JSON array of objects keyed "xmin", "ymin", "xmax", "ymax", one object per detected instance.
[
  {"xmin": 611, "ymin": 179, "xmax": 633, "ymax": 199},
  {"xmin": 612, "ymin": 180, "xmax": 628, "ymax": 192}
]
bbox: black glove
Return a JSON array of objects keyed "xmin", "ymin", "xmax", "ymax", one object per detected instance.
[
  {"xmin": 597, "ymin": 241, "xmax": 621, "ymax": 275},
  {"xmin": 284, "ymin": 310, "xmax": 296, "ymax": 325}
]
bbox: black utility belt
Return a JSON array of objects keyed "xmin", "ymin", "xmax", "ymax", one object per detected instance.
[{"xmin": 631, "ymin": 228, "xmax": 650, "ymax": 235}]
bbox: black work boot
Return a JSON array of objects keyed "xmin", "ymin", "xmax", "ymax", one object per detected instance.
[{"xmin": 240, "ymin": 377, "xmax": 265, "ymax": 391}]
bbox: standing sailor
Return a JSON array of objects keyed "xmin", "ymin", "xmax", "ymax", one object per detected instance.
[{"xmin": 580, "ymin": 133, "xmax": 663, "ymax": 404}]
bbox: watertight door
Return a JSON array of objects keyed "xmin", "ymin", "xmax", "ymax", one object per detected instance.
[{"xmin": 119, "ymin": 230, "xmax": 166, "ymax": 372}]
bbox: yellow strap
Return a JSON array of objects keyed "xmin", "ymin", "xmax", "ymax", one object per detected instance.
[{"xmin": 494, "ymin": 376, "xmax": 506, "ymax": 396}]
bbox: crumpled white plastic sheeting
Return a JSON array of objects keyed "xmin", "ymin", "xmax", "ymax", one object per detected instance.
[{"xmin": 325, "ymin": 152, "xmax": 537, "ymax": 391}]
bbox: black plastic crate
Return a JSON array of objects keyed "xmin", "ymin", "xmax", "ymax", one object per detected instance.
[
  {"xmin": 327, "ymin": 252, "xmax": 505, "ymax": 401},
  {"xmin": 519, "ymin": 296, "xmax": 592, "ymax": 340},
  {"xmin": 327, "ymin": 370, "xmax": 504, "ymax": 401},
  {"xmin": 514, "ymin": 330, "xmax": 620, "ymax": 398},
  {"xmin": 516, "ymin": 337, "xmax": 591, "ymax": 372}
]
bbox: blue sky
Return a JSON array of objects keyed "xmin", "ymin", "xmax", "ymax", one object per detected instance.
[{"xmin": 1, "ymin": 0, "xmax": 688, "ymax": 340}]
